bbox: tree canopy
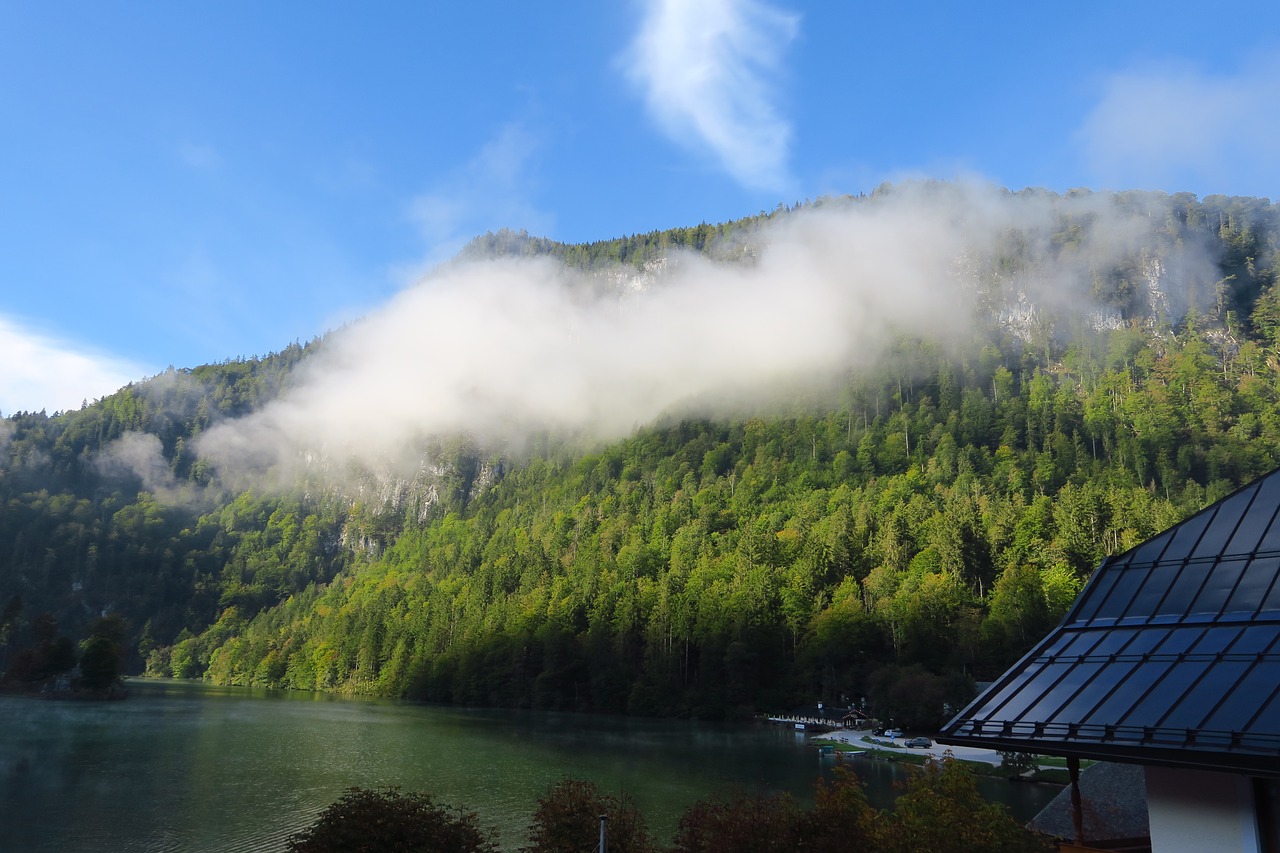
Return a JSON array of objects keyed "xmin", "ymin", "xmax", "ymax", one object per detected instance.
[{"xmin": 2, "ymin": 187, "xmax": 1278, "ymax": 722}]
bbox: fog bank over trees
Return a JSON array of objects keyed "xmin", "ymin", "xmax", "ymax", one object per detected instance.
[{"xmin": 1, "ymin": 184, "xmax": 1277, "ymax": 722}]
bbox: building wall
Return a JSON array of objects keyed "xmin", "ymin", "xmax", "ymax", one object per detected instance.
[{"xmin": 1145, "ymin": 766, "xmax": 1262, "ymax": 853}]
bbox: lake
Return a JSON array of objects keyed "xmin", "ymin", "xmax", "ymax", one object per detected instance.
[{"xmin": 0, "ymin": 679, "xmax": 1057, "ymax": 851}]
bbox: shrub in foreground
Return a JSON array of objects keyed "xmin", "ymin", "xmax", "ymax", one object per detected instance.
[
  {"xmin": 523, "ymin": 778, "xmax": 655, "ymax": 853},
  {"xmin": 878, "ymin": 758, "xmax": 1052, "ymax": 853},
  {"xmin": 287, "ymin": 787, "xmax": 497, "ymax": 853},
  {"xmin": 670, "ymin": 789, "xmax": 806, "ymax": 853},
  {"xmin": 296, "ymin": 757, "xmax": 1049, "ymax": 853}
]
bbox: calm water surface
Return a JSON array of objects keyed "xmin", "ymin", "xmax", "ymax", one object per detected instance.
[{"xmin": 0, "ymin": 679, "xmax": 1057, "ymax": 851}]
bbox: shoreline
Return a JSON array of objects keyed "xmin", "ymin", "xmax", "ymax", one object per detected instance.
[
  {"xmin": 0, "ymin": 680, "xmax": 128, "ymax": 701},
  {"xmin": 812, "ymin": 727, "xmax": 1005, "ymax": 766}
]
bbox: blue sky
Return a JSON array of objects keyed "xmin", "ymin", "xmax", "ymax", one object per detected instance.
[{"xmin": 2, "ymin": 0, "xmax": 1278, "ymax": 415}]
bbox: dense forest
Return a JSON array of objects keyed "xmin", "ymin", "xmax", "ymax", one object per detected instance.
[{"xmin": 2, "ymin": 185, "xmax": 1278, "ymax": 726}]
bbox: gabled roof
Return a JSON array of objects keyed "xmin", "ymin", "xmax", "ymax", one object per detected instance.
[{"xmin": 940, "ymin": 468, "xmax": 1280, "ymax": 777}]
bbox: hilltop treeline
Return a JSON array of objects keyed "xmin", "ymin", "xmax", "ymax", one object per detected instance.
[
  {"xmin": 459, "ymin": 201, "xmax": 790, "ymax": 269},
  {"xmin": 2, "ymin": 187, "xmax": 1279, "ymax": 723}
]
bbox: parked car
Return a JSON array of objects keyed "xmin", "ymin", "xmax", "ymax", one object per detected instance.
[
  {"xmin": 904, "ymin": 736, "xmax": 933, "ymax": 748},
  {"xmin": 883, "ymin": 728, "xmax": 903, "ymax": 739}
]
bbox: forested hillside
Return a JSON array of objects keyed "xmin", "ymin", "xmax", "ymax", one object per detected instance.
[{"xmin": 3, "ymin": 185, "xmax": 1278, "ymax": 723}]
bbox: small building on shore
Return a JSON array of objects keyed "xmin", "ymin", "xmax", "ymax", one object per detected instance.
[{"xmin": 769, "ymin": 704, "xmax": 871, "ymax": 731}]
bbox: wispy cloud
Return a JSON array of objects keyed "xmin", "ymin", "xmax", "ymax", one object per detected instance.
[
  {"xmin": 1077, "ymin": 57, "xmax": 1280, "ymax": 195},
  {"xmin": 407, "ymin": 122, "xmax": 550, "ymax": 265},
  {"xmin": 623, "ymin": 0, "xmax": 799, "ymax": 193},
  {"xmin": 95, "ymin": 431, "xmax": 185, "ymax": 500},
  {"xmin": 0, "ymin": 315, "xmax": 147, "ymax": 415}
]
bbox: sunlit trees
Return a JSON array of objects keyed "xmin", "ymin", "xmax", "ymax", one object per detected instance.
[
  {"xmin": 172, "ymin": 299, "xmax": 1280, "ymax": 715},
  {"xmin": 4, "ymin": 189, "xmax": 1280, "ymax": 723}
]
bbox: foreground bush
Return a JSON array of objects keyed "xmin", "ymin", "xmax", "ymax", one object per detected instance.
[
  {"xmin": 878, "ymin": 759, "xmax": 1052, "ymax": 853},
  {"xmin": 670, "ymin": 789, "xmax": 806, "ymax": 853},
  {"xmin": 287, "ymin": 787, "xmax": 497, "ymax": 853},
  {"xmin": 523, "ymin": 778, "xmax": 655, "ymax": 853},
  {"xmin": 296, "ymin": 757, "xmax": 1048, "ymax": 853}
]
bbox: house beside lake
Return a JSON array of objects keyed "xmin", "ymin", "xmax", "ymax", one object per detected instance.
[{"xmin": 940, "ymin": 468, "xmax": 1280, "ymax": 853}]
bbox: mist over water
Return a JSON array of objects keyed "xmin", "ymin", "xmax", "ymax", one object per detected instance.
[{"xmin": 189, "ymin": 182, "xmax": 1218, "ymax": 489}]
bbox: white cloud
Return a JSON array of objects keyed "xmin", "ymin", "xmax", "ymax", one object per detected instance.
[
  {"xmin": 1077, "ymin": 57, "xmax": 1280, "ymax": 196},
  {"xmin": 195, "ymin": 182, "xmax": 1210, "ymax": 488},
  {"xmin": 407, "ymin": 122, "xmax": 551, "ymax": 264},
  {"xmin": 0, "ymin": 315, "xmax": 147, "ymax": 415},
  {"xmin": 95, "ymin": 431, "xmax": 183, "ymax": 499},
  {"xmin": 623, "ymin": 0, "xmax": 799, "ymax": 192}
]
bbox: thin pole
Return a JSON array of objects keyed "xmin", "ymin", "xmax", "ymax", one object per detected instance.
[
  {"xmin": 599, "ymin": 813, "xmax": 608, "ymax": 853},
  {"xmin": 1068, "ymin": 756, "xmax": 1083, "ymax": 845}
]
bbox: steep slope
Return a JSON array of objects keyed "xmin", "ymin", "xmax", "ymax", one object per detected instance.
[{"xmin": 3, "ymin": 185, "xmax": 1279, "ymax": 721}]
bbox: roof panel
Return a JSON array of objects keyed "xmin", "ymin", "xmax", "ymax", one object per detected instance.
[
  {"xmin": 1042, "ymin": 629, "xmax": 1089, "ymax": 657},
  {"xmin": 1127, "ymin": 530, "xmax": 1174, "ymax": 563},
  {"xmin": 1147, "ymin": 559, "xmax": 1209, "ymax": 617},
  {"xmin": 941, "ymin": 468, "xmax": 1280, "ymax": 775},
  {"xmin": 976, "ymin": 662, "xmax": 1066, "ymax": 722},
  {"xmin": 1187, "ymin": 624, "xmax": 1244, "ymax": 655},
  {"xmin": 1121, "ymin": 625, "xmax": 1173, "ymax": 654},
  {"xmin": 1017, "ymin": 660, "xmax": 1104, "ymax": 722},
  {"xmin": 962, "ymin": 664, "xmax": 1051, "ymax": 722},
  {"xmin": 1189, "ymin": 558, "xmax": 1250, "ymax": 616},
  {"xmin": 1158, "ymin": 510, "xmax": 1212, "ymax": 562},
  {"xmin": 1115, "ymin": 659, "xmax": 1212, "ymax": 728},
  {"xmin": 1158, "ymin": 661, "xmax": 1252, "ymax": 730},
  {"xmin": 1244, "ymin": 681, "xmax": 1280, "ymax": 736},
  {"xmin": 1129, "ymin": 561, "xmax": 1181, "ymax": 618},
  {"xmin": 1092, "ymin": 566, "xmax": 1147, "ymax": 620},
  {"xmin": 1080, "ymin": 659, "xmax": 1174, "ymax": 728},
  {"xmin": 1072, "ymin": 568, "xmax": 1119, "ymax": 622},
  {"xmin": 1233, "ymin": 624, "xmax": 1280, "ymax": 655},
  {"xmin": 1148, "ymin": 624, "xmax": 1206, "ymax": 655},
  {"xmin": 1223, "ymin": 478, "xmax": 1280, "ymax": 555},
  {"xmin": 1198, "ymin": 660, "xmax": 1280, "ymax": 727},
  {"xmin": 1080, "ymin": 626, "xmax": 1142, "ymax": 657},
  {"xmin": 1191, "ymin": 487, "xmax": 1252, "ymax": 558},
  {"xmin": 1201, "ymin": 660, "xmax": 1280, "ymax": 733},
  {"xmin": 1031, "ymin": 660, "xmax": 1115, "ymax": 722},
  {"xmin": 1257, "ymin": 510, "xmax": 1280, "ymax": 552},
  {"xmin": 1225, "ymin": 556, "xmax": 1280, "ymax": 615},
  {"xmin": 1259, "ymin": 566, "xmax": 1280, "ymax": 613}
]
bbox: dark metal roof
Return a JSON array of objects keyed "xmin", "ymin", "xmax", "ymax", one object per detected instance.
[{"xmin": 940, "ymin": 468, "xmax": 1280, "ymax": 777}]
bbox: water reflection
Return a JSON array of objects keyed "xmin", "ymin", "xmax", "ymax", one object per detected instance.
[{"xmin": 0, "ymin": 680, "xmax": 1058, "ymax": 851}]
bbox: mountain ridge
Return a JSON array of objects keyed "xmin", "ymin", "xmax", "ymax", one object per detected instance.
[{"xmin": 2, "ymin": 183, "xmax": 1278, "ymax": 721}]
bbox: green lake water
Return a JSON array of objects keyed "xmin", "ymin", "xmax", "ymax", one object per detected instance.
[{"xmin": 0, "ymin": 679, "xmax": 1058, "ymax": 851}]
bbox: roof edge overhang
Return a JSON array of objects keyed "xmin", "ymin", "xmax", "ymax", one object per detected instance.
[{"xmin": 935, "ymin": 735, "xmax": 1280, "ymax": 779}]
